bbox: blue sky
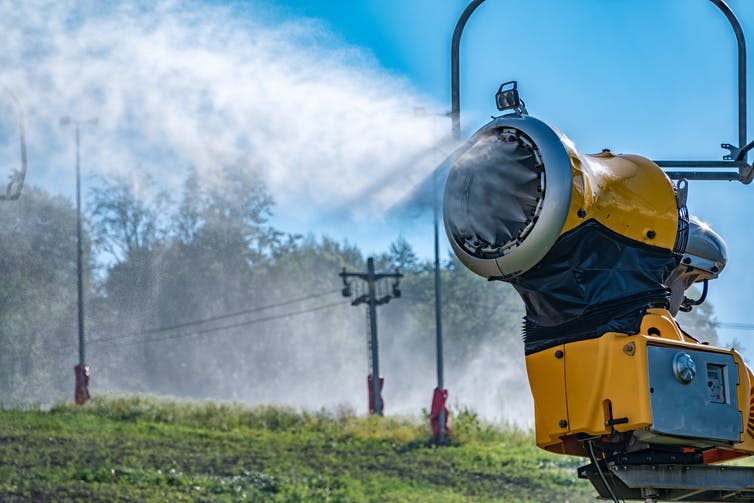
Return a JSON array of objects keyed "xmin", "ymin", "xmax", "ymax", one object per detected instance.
[{"xmin": 257, "ymin": 0, "xmax": 754, "ymax": 348}]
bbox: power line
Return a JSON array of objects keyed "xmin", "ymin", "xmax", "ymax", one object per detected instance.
[
  {"xmin": 33, "ymin": 289, "xmax": 343, "ymax": 357},
  {"xmin": 716, "ymin": 322, "xmax": 754, "ymax": 331},
  {"xmin": 89, "ymin": 288, "xmax": 340, "ymax": 344},
  {"xmin": 94, "ymin": 300, "xmax": 346, "ymax": 348}
]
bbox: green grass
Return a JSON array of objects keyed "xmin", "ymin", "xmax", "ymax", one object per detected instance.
[{"xmin": 0, "ymin": 396, "xmax": 596, "ymax": 502}]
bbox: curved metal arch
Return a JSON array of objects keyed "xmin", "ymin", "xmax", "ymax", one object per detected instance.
[
  {"xmin": 0, "ymin": 84, "xmax": 27, "ymax": 200},
  {"xmin": 450, "ymin": 0, "xmax": 486, "ymax": 140},
  {"xmin": 450, "ymin": 0, "xmax": 751, "ymax": 182}
]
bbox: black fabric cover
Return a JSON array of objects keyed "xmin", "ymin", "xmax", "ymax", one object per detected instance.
[
  {"xmin": 444, "ymin": 132, "xmax": 542, "ymax": 260},
  {"xmin": 509, "ymin": 220, "xmax": 677, "ymax": 355}
]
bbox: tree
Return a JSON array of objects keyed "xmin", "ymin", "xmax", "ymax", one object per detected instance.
[
  {"xmin": 0, "ymin": 187, "xmax": 87, "ymax": 404},
  {"xmin": 388, "ymin": 235, "xmax": 419, "ymax": 273},
  {"xmin": 88, "ymin": 174, "xmax": 168, "ymax": 264}
]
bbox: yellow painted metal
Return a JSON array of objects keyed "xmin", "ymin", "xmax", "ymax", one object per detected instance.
[
  {"xmin": 733, "ymin": 351, "xmax": 754, "ymax": 453},
  {"xmin": 564, "ymin": 333, "xmax": 652, "ymax": 436},
  {"xmin": 525, "ymin": 308, "xmax": 754, "ymax": 458},
  {"xmin": 524, "ymin": 345, "xmax": 569, "ymax": 451},
  {"xmin": 557, "ymin": 144, "xmax": 678, "ymax": 250},
  {"xmin": 525, "ymin": 332, "xmax": 653, "ymax": 454}
]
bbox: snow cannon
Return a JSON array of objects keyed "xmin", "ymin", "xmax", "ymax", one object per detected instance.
[{"xmin": 442, "ymin": 88, "xmax": 754, "ymax": 492}]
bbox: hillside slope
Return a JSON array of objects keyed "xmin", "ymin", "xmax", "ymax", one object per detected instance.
[{"xmin": 0, "ymin": 396, "xmax": 595, "ymax": 502}]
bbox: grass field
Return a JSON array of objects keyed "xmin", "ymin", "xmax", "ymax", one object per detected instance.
[{"xmin": 0, "ymin": 396, "xmax": 596, "ymax": 502}]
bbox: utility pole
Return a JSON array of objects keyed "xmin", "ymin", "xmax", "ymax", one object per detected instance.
[
  {"xmin": 340, "ymin": 257, "xmax": 402, "ymax": 416},
  {"xmin": 60, "ymin": 116, "xmax": 97, "ymax": 405}
]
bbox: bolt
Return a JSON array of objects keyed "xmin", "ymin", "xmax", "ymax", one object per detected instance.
[
  {"xmin": 559, "ymin": 419, "xmax": 568, "ymax": 428},
  {"xmin": 555, "ymin": 350, "xmax": 564, "ymax": 359},
  {"xmin": 646, "ymin": 230, "xmax": 656, "ymax": 239}
]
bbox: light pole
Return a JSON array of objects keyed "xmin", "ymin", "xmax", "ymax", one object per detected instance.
[
  {"xmin": 431, "ymin": 161, "xmax": 449, "ymax": 442},
  {"xmin": 415, "ymin": 107, "xmax": 451, "ymax": 442},
  {"xmin": 60, "ymin": 116, "xmax": 97, "ymax": 405},
  {"xmin": 418, "ymin": 0, "xmax": 491, "ymax": 441}
]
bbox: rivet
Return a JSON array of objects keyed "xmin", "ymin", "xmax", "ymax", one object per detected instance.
[
  {"xmin": 577, "ymin": 209, "xmax": 586, "ymax": 218},
  {"xmin": 646, "ymin": 230, "xmax": 656, "ymax": 239},
  {"xmin": 623, "ymin": 342, "xmax": 636, "ymax": 356},
  {"xmin": 559, "ymin": 419, "xmax": 568, "ymax": 428},
  {"xmin": 555, "ymin": 350, "xmax": 564, "ymax": 359}
]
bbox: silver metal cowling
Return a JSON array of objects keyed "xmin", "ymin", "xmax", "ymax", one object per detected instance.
[{"xmin": 443, "ymin": 115, "xmax": 573, "ymax": 278}]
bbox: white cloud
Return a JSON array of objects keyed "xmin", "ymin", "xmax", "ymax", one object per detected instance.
[{"xmin": 0, "ymin": 0, "xmax": 445, "ymax": 219}]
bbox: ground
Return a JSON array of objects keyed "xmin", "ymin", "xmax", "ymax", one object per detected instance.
[{"xmin": 0, "ymin": 396, "xmax": 596, "ymax": 502}]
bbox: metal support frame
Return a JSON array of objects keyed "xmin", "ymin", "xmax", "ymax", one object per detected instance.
[
  {"xmin": 451, "ymin": 0, "xmax": 487, "ymax": 141},
  {"xmin": 450, "ymin": 0, "xmax": 752, "ymax": 182},
  {"xmin": 579, "ymin": 463, "xmax": 754, "ymax": 502}
]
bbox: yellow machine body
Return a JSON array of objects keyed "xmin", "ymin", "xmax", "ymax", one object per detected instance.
[
  {"xmin": 527, "ymin": 308, "xmax": 754, "ymax": 461},
  {"xmin": 443, "ymin": 114, "xmax": 754, "ymax": 466},
  {"xmin": 560, "ymin": 146, "xmax": 679, "ymax": 251},
  {"xmin": 526, "ymin": 147, "xmax": 754, "ymax": 462}
]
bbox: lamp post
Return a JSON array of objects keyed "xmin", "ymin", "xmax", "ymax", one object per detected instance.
[
  {"xmin": 415, "ymin": 106, "xmax": 454, "ymax": 442},
  {"xmin": 60, "ymin": 116, "xmax": 97, "ymax": 405},
  {"xmin": 431, "ymin": 158, "xmax": 448, "ymax": 442}
]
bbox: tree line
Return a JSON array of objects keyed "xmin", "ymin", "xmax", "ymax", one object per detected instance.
[{"xmin": 0, "ymin": 163, "xmax": 720, "ymax": 416}]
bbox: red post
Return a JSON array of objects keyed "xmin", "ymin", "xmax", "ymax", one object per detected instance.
[
  {"xmin": 367, "ymin": 374, "xmax": 384, "ymax": 415},
  {"xmin": 430, "ymin": 387, "xmax": 450, "ymax": 441},
  {"xmin": 74, "ymin": 364, "xmax": 90, "ymax": 405}
]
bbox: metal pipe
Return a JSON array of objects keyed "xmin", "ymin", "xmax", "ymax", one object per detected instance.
[
  {"xmin": 61, "ymin": 116, "xmax": 96, "ymax": 404},
  {"xmin": 432, "ymin": 168, "xmax": 446, "ymax": 441},
  {"xmin": 433, "ymin": 172, "xmax": 443, "ymax": 390},
  {"xmin": 737, "ymin": 139, "xmax": 754, "ymax": 162},
  {"xmin": 451, "ymin": 0, "xmax": 748, "ymax": 169},
  {"xmin": 655, "ymin": 160, "xmax": 746, "ymax": 168},
  {"xmin": 709, "ymin": 0, "xmax": 747, "ymax": 163},
  {"xmin": 664, "ymin": 170, "xmax": 741, "ymax": 181},
  {"xmin": 451, "ymin": 0, "xmax": 487, "ymax": 140},
  {"xmin": 75, "ymin": 125, "xmax": 85, "ymax": 369}
]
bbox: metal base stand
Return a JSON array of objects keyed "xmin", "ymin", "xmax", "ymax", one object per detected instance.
[{"xmin": 579, "ymin": 462, "xmax": 754, "ymax": 502}]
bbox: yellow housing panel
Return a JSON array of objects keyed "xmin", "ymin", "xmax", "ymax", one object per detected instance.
[
  {"xmin": 526, "ymin": 308, "xmax": 754, "ymax": 458},
  {"xmin": 559, "ymin": 147, "xmax": 678, "ymax": 251},
  {"xmin": 525, "ymin": 344, "xmax": 569, "ymax": 451},
  {"xmin": 564, "ymin": 333, "xmax": 652, "ymax": 436},
  {"xmin": 524, "ymin": 333, "xmax": 654, "ymax": 454}
]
